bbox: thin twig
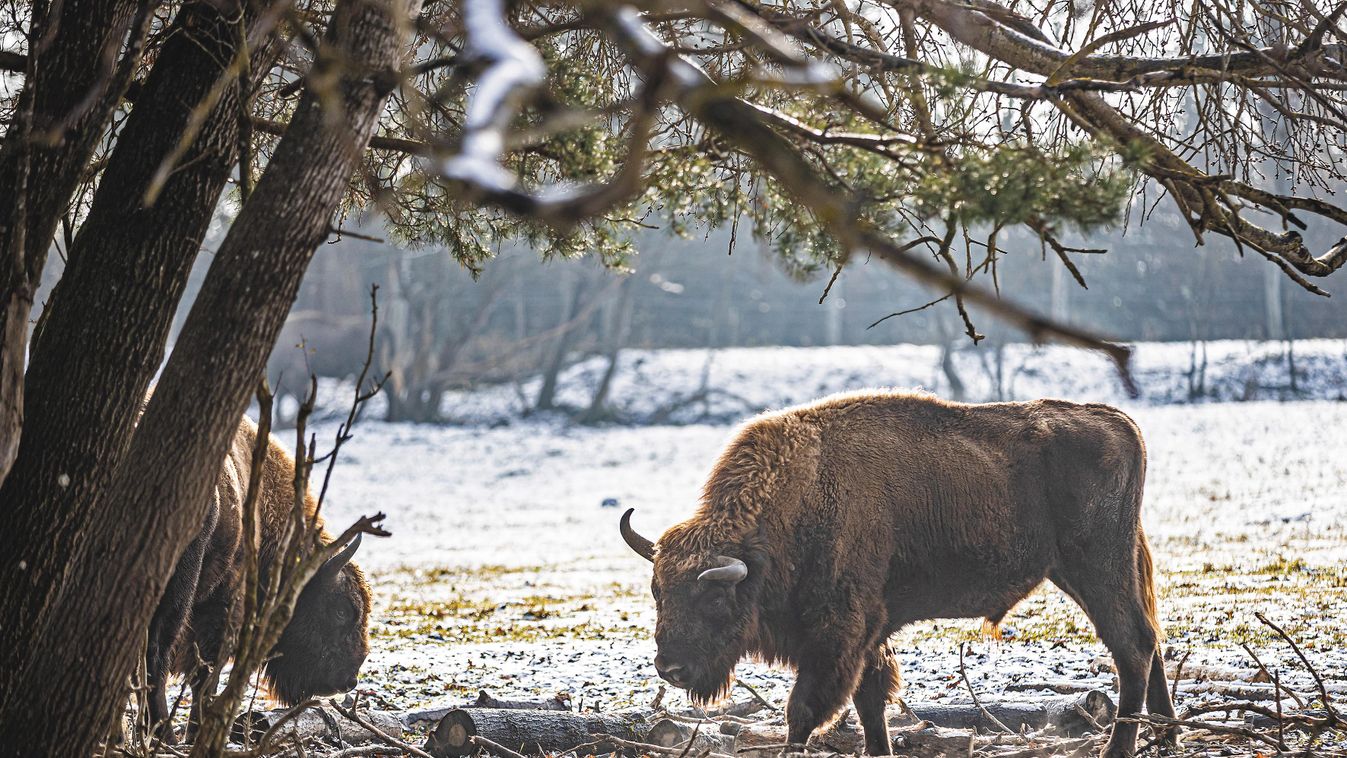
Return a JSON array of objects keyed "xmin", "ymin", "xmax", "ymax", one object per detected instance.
[
  {"xmin": 958, "ymin": 643, "xmax": 1022, "ymax": 738},
  {"xmin": 596, "ymin": 733, "xmax": 734, "ymax": 758},
  {"xmin": 676, "ymin": 720, "xmax": 703, "ymax": 758},
  {"xmin": 1117, "ymin": 713, "xmax": 1285, "ymax": 749},
  {"xmin": 469, "ymin": 735, "xmax": 529, "ymax": 758},
  {"xmin": 330, "ymin": 699, "xmax": 436, "ymax": 758},
  {"xmin": 1170, "ymin": 649, "xmax": 1191, "ymax": 705},
  {"xmin": 1254, "ymin": 611, "xmax": 1340, "ymax": 722},
  {"xmin": 1240, "ymin": 642, "xmax": 1305, "ymax": 708},
  {"xmin": 735, "ymin": 680, "xmax": 779, "ymax": 712}
]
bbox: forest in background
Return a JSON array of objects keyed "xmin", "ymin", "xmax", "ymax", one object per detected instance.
[{"xmin": 96, "ymin": 206, "xmax": 1346, "ymax": 423}]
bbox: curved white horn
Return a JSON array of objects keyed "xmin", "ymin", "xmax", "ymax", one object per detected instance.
[{"xmin": 698, "ymin": 555, "xmax": 747, "ymax": 584}]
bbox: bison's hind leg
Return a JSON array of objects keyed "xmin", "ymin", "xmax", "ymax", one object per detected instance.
[
  {"xmin": 1147, "ymin": 649, "xmax": 1179, "ymax": 750},
  {"xmin": 145, "ymin": 521, "xmax": 215, "ymax": 743},
  {"xmin": 853, "ymin": 643, "xmax": 900, "ymax": 755},
  {"xmin": 1048, "ymin": 561, "xmax": 1160, "ymax": 758}
]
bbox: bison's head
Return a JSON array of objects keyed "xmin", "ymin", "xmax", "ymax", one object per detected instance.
[
  {"xmin": 622, "ymin": 509, "xmax": 766, "ymax": 703},
  {"xmin": 266, "ymin": 534, "xmax": 372, "ymax": 706}
]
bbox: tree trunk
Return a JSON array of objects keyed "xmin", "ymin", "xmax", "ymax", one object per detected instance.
[
  {"xmin": 0, "ymin": 0, "xmax": 419, "ymax": 752},
  {"xmin": 934, "ymin": 310, "xmax": 966, "ymax": 402},
  {"xmin": 0, "ymin": 0, "xmax": 152, "ymax": 481},
  {"xmin": 578, "ymin": 274, "xmax": 634, "ymax": 424},
  {"xmin": 0, "ymin": 0, "xmax": 280, "ymax": 685},
  {"xmin": 535, "ymin": 274, "xmax": 587, "ymax": 412}
]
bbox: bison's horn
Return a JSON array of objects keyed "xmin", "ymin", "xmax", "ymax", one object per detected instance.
[
  {"xmin": 320, "ymin": 533, "xmax": 362, "ymax": 578},
  {"xmin": 620, "ymin": 508, "xmax": 656, "ymax": 562},
  {"xmin": 698, "ymin": 555, "xmax": 748, "ymax": 585}
]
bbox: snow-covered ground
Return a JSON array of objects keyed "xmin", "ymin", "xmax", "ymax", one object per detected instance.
[
  {"xmin": 427, "ymin": 338, "xmax": 1347, "ymax": 425},
  {"xmin": 296, "ymin": 340, "xmax": 1347, "ymax": 717}
]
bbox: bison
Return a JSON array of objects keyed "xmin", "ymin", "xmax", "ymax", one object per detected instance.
[
  {"xmin": 620, "ymin": 390, "xmax": 1176, "ymax": 758},
  {"xmin": 145, "ymin": 413, "xmax": 371, "ymax": 741}
]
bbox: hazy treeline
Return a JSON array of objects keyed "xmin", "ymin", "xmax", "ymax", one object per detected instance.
[
  {"xmin": 206, "ymin": 211, "xmax": 1342, "ymax": 423},
  {"xmin": 30, "ymin": 209, "xmax": 1339, "ymax": 424}
]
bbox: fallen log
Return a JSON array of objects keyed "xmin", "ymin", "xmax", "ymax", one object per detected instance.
[
  {"xmin": 892, "ymin": 725, "xmax": 979, "ymax": 757},
  {"xmin": 1012, "ymin": 678, "xmax": 1347, "ymax": 703},
  {"xmin": 730, "ymin": 721, "xmax": 864, "ymax": 755},
  {"xmin": 405, "ymin": 692, "xmax": 574, "ymax": 728},
  {"xmin": 646, "ymin": 703, "xmax": 1061, "ymax": 757},
  {"xmin": 644, "ymin": 718, "xmax": 737, "ymax": 754},
  {"xmin": 663, "ymin": 719, "xmax": 976, "ymax": 758},
  {"xmin": 231, "ymin": 705, "xmax": 403, "ymax": 747},
  {"xmin": 900, "ymin": 690, "xmax": 1116, "ymax": 737},
  {"xmin": 423, "ymin": 708, "xmax": 650, "ymax": 758},
  {"xmin": 1180, "ymin": 680, "xmax": 1347, "ymax": 701},
  {"xmin": 1164, "ymin": 662, "xmax": 1261, "ymax": 682},
  {"xmin": 678, "ymin": 699, "xmax": 767, "ymax": 720},
  {"xmin": 1004, "ymin": 680, "xmax": 1105, "ymax": 695},
  {"xmin": 418, "ymin": 692, "xmax": 1111, "ymax": 756},
  {"xmin": 473, "ymin": 690, "xmax": 571, "ymax": 712},
  {"xmin": 1242, "ymin": 708, "xmax": 1334, "ymax": 731}
]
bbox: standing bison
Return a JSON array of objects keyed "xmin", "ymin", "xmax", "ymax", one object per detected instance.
[
  {"xmin": 621, "ymin": 390, "xmax": 1176, "ymax": 758},
  {"xmin": 145, "ymin": 414, "xmax": 372, "ymax": 742}
]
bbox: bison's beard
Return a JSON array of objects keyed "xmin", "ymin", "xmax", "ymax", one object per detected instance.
[
  {"xmin": 682, "ymin": 646, "xmax": 744, "ymax": 705},
  {"xmin": 264, "ymin": 657, "xmax": 355, "ymax": 707}
]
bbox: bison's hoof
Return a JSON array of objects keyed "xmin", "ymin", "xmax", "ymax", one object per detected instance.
[
  {"xmin": 154, "ymin": 726, "xmax": 179, "ymax": 746},
  {"xmin": 1157, "ymin": 728, "xmax": 1182, "ymax": 754}
]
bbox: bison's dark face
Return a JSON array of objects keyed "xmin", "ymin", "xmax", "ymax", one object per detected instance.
[
  {"xmin": 265, "ymin": 535, "xmax": 372, "ymax": 706},
  {"xmin": 622, "ymin": 510, "xmax": 766, "ymax": 703}
]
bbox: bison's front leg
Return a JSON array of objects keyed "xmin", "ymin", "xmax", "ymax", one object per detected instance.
[
  {"xmin": 853, "ymin": 644, "xmax": 900, "ymax": 755},
  {"xmin": 785, "ymin": 644, "xmax": 868, "ymax": 751}
]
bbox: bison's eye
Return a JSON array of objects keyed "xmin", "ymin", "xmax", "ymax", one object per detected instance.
[
  {"xmin": 700, "ymin": 587, "xmax": 732, "ymax": 617},
  {"xmin": 334, "ymin": 605, "xmax": 351, "ymax": 622}
]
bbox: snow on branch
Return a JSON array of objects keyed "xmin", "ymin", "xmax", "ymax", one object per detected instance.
[
  {"xmin": 431, "ymin": 0, "xmax": 668, "ymax": 228},
  {"xmin": 439, "ymin": 0, "xmax": 546, "ymax": 192}
]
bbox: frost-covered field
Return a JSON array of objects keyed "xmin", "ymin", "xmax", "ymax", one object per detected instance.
[
  {"xmin": 302, "ymin": 340, "xmax": 1347, "ymax": 717},
  {"xmin": 428, "ymin": 338, "xmax": 1347, "ymax": 424}
]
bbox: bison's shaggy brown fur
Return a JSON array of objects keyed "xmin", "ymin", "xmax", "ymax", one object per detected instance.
[
  {"xmin": 623, "ymin": 390, "xmax": 1175, "ymax": 758},
  {"xmin": 144, "ymin": 415, "xmax": 371, "ymax": 742}
]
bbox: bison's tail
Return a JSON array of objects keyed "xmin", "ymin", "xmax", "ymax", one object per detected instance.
[{"xmin": 1136, "ymin": 529, "xmax": 1164, "ymax": 642}]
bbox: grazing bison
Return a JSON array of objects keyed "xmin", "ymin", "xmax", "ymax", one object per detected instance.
[
  {"xmin": 145, "ymin": 414, "xmax": 371, "ymax": 741},
  {"xmin": 621, "ymin": 390, "xmax": 1176, "ymax": 758}
]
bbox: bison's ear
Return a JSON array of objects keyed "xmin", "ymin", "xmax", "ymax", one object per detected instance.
[
  {"xmin": 697, "ymin": 555, "xmax": 748, "ymax": 585},
  {"xmin": 318, "ymin": 533, "xmax": 362, "ymax": 580}
]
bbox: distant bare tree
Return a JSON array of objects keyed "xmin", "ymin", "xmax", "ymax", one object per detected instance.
[
  {"xmin": 377, "ymin": 251, "xmax": 513, "ymax": 422},
  {"xmin": 578, "ymin": 272, "xmax": 637, "ymax": 424}
]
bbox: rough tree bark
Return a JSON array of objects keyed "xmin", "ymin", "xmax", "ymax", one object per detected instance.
[
  {"xmin": 0, "ymin": 0, "xmax": 150, "ymax": 481},
  {"xmin": 0, "ymin": 0, "xmax": 281, "ymax": 682},
  {"xmin": 0, "ymin": 0, "xmax": 420, "ymax": 752}
]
